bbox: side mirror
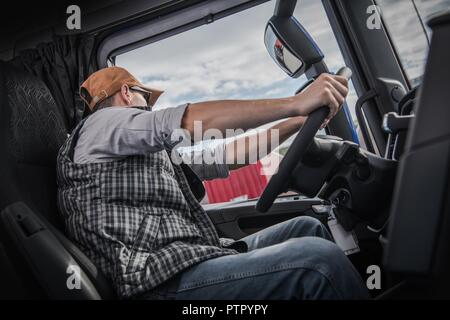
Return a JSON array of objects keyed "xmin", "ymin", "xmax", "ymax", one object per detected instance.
[{"xmin": 264, "ymin": 0, "xmax": 323, "ymax": 78}]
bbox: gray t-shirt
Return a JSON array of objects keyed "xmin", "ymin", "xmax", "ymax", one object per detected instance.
[{"xmin": 73, "ymin": 105, "xmax": 229, "ymax": 181}]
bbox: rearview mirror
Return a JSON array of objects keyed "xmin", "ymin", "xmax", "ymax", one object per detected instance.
[
  {"xmin": 264, "ymin": 25, "xmax": 304, "ymax": 77},
  {"xmin": 264, "ymin": 0, "xmax": 323, "ymax": 78}
]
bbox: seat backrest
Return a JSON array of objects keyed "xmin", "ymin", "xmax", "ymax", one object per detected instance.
[
  {"xmin": 0, "ymin": 61, "xmax": 115, "ymax": 299},
  {"xmin": 384, "ymin": 12, "xmax": 450, "ymax": 298},
  {"xmin": 0, "ymin": 61, "xmax": 67, "ymax": 228}
]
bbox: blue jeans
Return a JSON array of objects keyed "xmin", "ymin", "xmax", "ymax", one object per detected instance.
[{"xmin": 141, "ymin": 216, "xmax": 370, "ymax": 300}]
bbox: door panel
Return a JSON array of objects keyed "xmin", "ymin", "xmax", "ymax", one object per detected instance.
[{"xmin": 205, "ymin": 195, "xmax": 326, "ymax": 239}]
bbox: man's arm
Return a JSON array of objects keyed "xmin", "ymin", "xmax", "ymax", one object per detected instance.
[
  {"xmin": 74, "ymin": 73, "xmax": 347, "ymax": 164},
  {"xmin": 225, "ymin": 116, "xmax": 306, "ymax": 171},
  {"xmin": 177, "ymin": 116, "xmax": 305, "ymax": 180},
  {"xmin": 181, "ymin": 73, "xmax": 349, "ymax": 140}
]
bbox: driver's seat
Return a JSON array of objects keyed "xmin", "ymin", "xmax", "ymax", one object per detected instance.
[
  {"xmin": 384, "ymin": 12, "xmax": 450, "ymax": 298},
  {"xmin": 0, "ymin": 61, "xmax": 116, "ymax": 299}
]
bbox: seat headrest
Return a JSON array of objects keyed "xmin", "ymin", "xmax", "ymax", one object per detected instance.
[{"xmin": 2, "ymin": 62, "xmax": 68, "ymax": 166}]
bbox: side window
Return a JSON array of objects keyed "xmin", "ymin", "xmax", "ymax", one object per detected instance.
[
  {"xmin": 116, "ymin": 0, "xmax": 358, "ymax": 204},
  {"xmin": 376, "ymin": 0, "xmax": 450, "ymax": 86}
]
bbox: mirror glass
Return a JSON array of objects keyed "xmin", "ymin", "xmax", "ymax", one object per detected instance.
[{"xmin": 264, "ymin": 24, "xmax": 303, "ymax": 77}]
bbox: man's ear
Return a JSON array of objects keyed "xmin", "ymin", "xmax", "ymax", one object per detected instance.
[{"xmin": 120, "ymin": 84, "xmax": 132, "ymax": 105}]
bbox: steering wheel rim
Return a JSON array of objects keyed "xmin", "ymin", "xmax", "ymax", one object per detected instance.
[
  {"xmin": 256, "ymin": 67, "xmax": 352, "ymax": 213},
  {"xmin": 255, "ymin": 106, "xmax": 329, "ymax": 212}
]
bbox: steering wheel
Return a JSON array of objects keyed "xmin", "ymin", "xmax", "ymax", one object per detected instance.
[{"xmin": 256, "ymin": 67, "xmax": 352, "ymax": 213}]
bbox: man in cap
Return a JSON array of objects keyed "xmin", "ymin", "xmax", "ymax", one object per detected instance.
[{"xmin": 57, "ymin": 66, "xmax": 369, "ymax": 299}]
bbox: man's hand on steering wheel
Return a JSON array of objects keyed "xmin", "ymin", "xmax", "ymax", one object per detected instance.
[
  {"xmin": 256, "ymin": 67, "xmax": 353, "ymax": 213},
  {"xmin": 289, "ymin": 73, "xmax": 350, "ymax": 128}
]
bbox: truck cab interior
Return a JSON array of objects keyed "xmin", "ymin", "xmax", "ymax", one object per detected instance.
[{"xmin": 0, "ymin": 0, "xmax": 449, "ymax": 300}]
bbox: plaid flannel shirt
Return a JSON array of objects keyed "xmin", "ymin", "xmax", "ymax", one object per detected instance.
[{"xmin": 56, "ymin": 114, "xmax": 245, "ymax": 299}]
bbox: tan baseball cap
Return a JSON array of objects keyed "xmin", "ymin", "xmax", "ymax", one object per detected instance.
[{"xmin": 79, "ymin": 66, "xmax": 164, "ymax": 110}]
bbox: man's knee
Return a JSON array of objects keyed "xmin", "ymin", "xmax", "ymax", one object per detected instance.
[
  {"xmin": 287, "ymin": 216, "xmax": 331, "ymax": 240},
  {"xmin": 283, "ymin": 236, "xmax": 343, "ymax": 265},
  {"xmin": 291, "ymin": 215, "xmax": 323, "ymax": 228}
]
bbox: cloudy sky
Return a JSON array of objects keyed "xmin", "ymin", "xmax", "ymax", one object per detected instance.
[{"xmin": 116, "ymin": 0, "xmax": 449, "ymax": 132}]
